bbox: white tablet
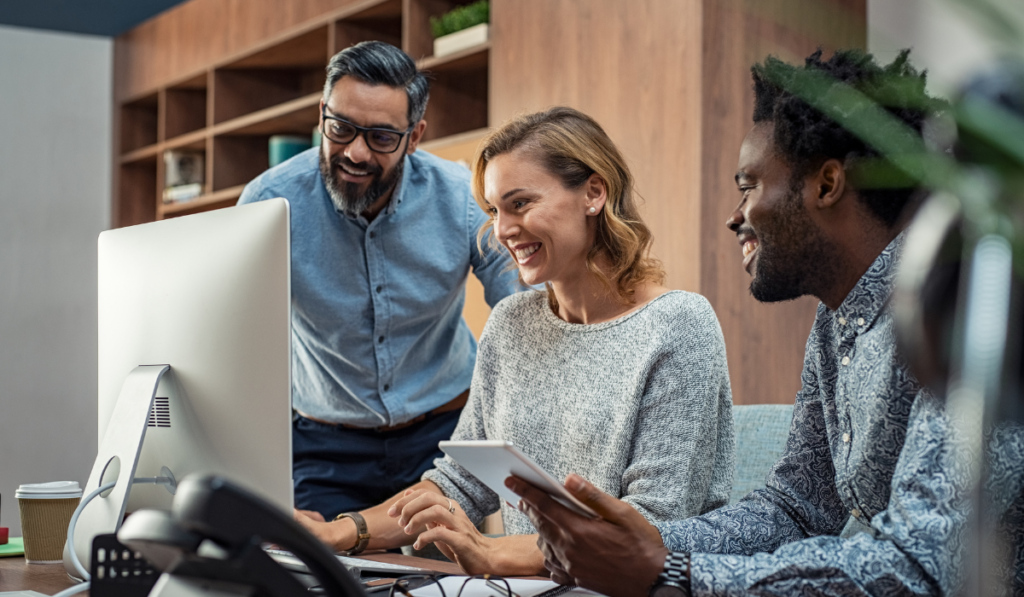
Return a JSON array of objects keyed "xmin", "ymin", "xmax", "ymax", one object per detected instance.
[{"xmin": 439, "ymin": 440, "xmax": 598, "ymax": 518}]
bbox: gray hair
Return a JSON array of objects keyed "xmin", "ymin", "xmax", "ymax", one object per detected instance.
[{"xmin": 323, "ymin": 41, "xmax": 430, "ymax": 125}]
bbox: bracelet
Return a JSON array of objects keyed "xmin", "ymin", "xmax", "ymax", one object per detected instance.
[{"xmin": 333, "ymin": 511, "xmax": 371, "ymax": 555}]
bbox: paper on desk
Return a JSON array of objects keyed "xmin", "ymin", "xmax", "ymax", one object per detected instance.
[{"xmin": 409, "ymin": 576, "xmax": 603, "ymax": 597}]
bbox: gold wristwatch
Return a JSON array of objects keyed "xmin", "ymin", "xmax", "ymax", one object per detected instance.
[{"xmin": 333, "ymin": 511, "xmax": 371, "ymax": 555}]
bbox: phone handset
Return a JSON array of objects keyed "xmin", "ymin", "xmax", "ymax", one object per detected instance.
[{"xmin": 118, "ymin": 474, "xmax": 365, "ymax": 597}]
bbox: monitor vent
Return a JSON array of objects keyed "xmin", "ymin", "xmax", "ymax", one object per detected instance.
[{"xmin": 148, "ymin": 397, "xmax": 171, "ymax": 428}]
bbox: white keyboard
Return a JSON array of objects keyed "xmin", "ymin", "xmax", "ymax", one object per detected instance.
[{"xmin": 266, "ymin": 548, "xmax": 434, "ymax": 576}]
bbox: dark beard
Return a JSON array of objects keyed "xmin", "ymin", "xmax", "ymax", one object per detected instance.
[
  {"xmin": 749, "ymin": 183, "xmax": 842, "ymax": 303},
  {"xmin": 319, "ymin": 148, "xmax": 404, "ymax": 218}
]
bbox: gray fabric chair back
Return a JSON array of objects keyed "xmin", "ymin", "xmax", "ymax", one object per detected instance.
[{"xmin": 730, "ymin": 404, "xmax": 794, "ymax": 504}]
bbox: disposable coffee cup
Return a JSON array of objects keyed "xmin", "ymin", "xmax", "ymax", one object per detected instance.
[{"xmin": 16, "ymin": 481, "xmax": 82, "ymax": 564}]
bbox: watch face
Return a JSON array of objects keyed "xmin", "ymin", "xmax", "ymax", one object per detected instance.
[{"xmin": 651, "ymin": 581, "xmax": 687, "ymax": 597}]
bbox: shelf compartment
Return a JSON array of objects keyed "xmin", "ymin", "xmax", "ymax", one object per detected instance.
[
  {"xmin": 117, "ymin": 158, "xmax": 158, "ymax": 227},
  {"xmin": 405, "ymin": 0, "xmax": 479, "ymax": 61},
  {"xmin": 120, "ymin": 93, "xmax": 159, "ymax": 153},
  {"xmin": 212, "ymin": 135, "xmax": 274, "ymax": 192},
  {"xmin": 420, "ymin": 45, "xmax": 488, "ymax": 142},
  {"xmin": 212, "ymin": 26, "xmax": 330, "ymax": 125},
  {"xmin": 164, "ymin": 74, "xmax": 208, "ymax": 139},
  {"xmin": 334, "ymin": 0, "xmax": 403, "ymax": 51},
  {"xmin": 213, "ymin": 68, "xmax": 325, "ymax": 125},
  {"xmin": 229, "ymin": 26, "xmax": 330, "ymax": 69}
]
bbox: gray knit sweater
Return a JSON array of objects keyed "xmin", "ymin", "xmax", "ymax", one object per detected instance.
[{"xmin": 423, "ymin": 290, "xmax": 734, "ymax": 535}]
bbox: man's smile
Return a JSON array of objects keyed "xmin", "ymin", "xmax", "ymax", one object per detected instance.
[{"xmin": 737, "ymin": 231, "xmax": 759, "ymax": 274}]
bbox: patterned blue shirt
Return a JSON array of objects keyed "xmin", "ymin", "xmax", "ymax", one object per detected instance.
[
  {"xmin": 658, "ymin": 235, "xmax": 1024, "ymax": 595},
  {"xmin": 238, "ymin": 148, "xmax": 519, "ymax": 427}
]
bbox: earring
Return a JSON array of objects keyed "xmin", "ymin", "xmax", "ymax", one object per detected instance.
[{"xmin": 588, "ymin": 207, "xmax": 597, "ymax": 214}]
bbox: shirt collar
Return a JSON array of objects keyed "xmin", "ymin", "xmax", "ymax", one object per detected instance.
[{"xmin": 834, "ymin": 231, "xmax": 906, "ymax": 331}]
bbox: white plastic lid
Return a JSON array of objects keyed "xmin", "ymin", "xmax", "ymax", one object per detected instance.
[{"xmin": 15, "ymin": 481, "xmax": 83, "ymax": 499}]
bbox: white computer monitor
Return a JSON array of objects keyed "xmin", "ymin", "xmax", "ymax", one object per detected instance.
[{"xmin": 65, "ymin": 198, "xmax": 293, "ymax": 576}]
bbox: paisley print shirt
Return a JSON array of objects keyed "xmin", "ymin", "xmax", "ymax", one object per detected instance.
[{"xmin": 658, "ymin": 234, "xmax": 1024, "ymax": 595}]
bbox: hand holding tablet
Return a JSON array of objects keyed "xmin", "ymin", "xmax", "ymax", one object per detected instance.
[{"xmin": 438, "ymin": 440, "xmax": 598, "ymax": 518}]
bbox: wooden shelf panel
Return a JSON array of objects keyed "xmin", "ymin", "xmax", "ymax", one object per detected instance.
[
  {"xmin": 121, "ymin": 143, "xmax": 161, "ymax": 164},
  {"xmin": 417, "ymin": 42, "xmax": 489, "ymax": 72},
  {"xmin": 164, "ymin": 129, "xmax": 207, "ymax": 152},
  {"xmin": 214, "ymin": 92, "xmax": 321, "ymax": 137},
  {"xmin": 159, "ymin": 184, "xmax": 244, "ymax": 218}
]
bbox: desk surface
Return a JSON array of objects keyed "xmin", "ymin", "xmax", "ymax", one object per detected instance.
[{"xmin": 0, "ymin": 552, "xmax": 463, "ymax": 595}]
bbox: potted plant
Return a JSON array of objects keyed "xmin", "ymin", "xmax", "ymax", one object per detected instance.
[{"xmin": 431, "ymin": 0, "xmax": 489, "ymax": 58}]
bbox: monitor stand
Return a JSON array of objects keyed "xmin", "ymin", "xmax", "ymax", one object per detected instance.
[{"xmin": 63, "ymin": 364, "xmax": 171, "ymax": 580}]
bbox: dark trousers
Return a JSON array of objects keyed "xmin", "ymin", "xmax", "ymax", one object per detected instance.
[{"xmin": 292, "ymin": 409, "xmax": 462, "ymax": 520}]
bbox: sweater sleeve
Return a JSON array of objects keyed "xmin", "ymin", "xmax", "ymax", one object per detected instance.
[
  {"xmin": 619, "ymin": 295, "xmax": 734, "ymax": 522},
  {"xmin": 421, "ymin": 306, "xmax": 504, "ymax": 525},
  {"xmin": 657, "ymin": 308, "xmax": 850, "ymax": 554}
]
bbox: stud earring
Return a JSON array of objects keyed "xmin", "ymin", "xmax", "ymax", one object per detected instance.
[{"xmin": 588, "ymin": 207, "xmax": 597, "ymax": 214}]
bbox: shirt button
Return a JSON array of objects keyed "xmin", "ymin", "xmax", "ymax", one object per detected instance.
[
  {"xmin": 376, "ymin": 285, "xmax": 383, "ymax": 293},
  {"xmin": 838, "ymin": 317, "xmax": 847, "ymax": 325},
  {"xmin": 857, "ymin": 317, "xmax": 865, "ymax": 326},
  {"xmin": 842, "ymin": 433, "xmax": 850, "ymax": 443},
  {"xmin": 378, "ymin": 336, "xmax": 385, "ymax": 343},
  {"xmin": 841, "ymin": 356, "xmax": 851, "ymax": 366},
  {"xmin": 383, "ymin": 384, "xmax": 390, "ymax": 392},
  {"xmin": 369, "ymin": 231, "xmax": 376, "ymax": 239},
  {"xmin": 851, "ymin": 509, "xmax": 861, "ymax": 519}
]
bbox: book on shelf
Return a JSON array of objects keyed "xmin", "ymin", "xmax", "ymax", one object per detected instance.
[{"xmin": 163, "ymin": 183, "xmax": 203, "ymax": 204}]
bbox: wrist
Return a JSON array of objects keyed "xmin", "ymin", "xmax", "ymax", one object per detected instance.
[
  {"xmin": 641, "ymin": 545, "xmax": 670, "ymax": 592},
  {"xmin": 330, "ymin": 516, "xmax": 358, "ymax": 552},
  {"xmin": 648, "ymin": 551, "xmax": 691, "ymax": 597}
]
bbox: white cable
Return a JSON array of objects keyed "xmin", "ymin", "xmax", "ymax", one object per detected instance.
[
  {"xmin": 67, "ymin": 480, "xmax": 117, "ymax": 581},
  {"xmin": 65, "ymin": 475, "xmax": 173, "ymax": 590},
  {"xmin": 50, "ymin": 580, "xmax": 91, "ymax": 597}
]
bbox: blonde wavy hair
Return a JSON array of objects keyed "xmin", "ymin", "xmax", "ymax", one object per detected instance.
[{"xmin": 472, "ymin": 106, "xmax": 664, "ymax": 305}]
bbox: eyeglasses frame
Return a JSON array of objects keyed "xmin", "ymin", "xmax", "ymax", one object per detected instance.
[{"xmin": 320, "ymin": 106, "xmax": 414, "ymax": 155}]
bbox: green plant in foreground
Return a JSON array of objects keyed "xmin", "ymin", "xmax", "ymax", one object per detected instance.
[{"xmin": 430, "ymin": 0, "xmax": 489, "ymax": 39}]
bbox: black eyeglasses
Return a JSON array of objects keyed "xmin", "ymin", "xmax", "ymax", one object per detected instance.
[
  {"xmin": 388, "ymin": 574, "xmax": 515, "ymax": 597},
  {"xmin": 321, "ymin": 107, "xmax": 413, "ymax": 154}
]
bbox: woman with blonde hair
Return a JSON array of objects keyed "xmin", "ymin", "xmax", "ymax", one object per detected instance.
[{"xmin": 296, "ymin": 106, "xmax": 734, "ymax": 576}]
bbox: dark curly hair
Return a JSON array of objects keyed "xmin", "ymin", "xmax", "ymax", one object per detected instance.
[{"xmin": 752, "ymin": 49, "xmax": 941, "ymax": 227}]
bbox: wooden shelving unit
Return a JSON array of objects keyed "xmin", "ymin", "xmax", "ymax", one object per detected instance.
[{"xmin": 114, "ymin": 0, "xmax": 491, "ymax": 227}]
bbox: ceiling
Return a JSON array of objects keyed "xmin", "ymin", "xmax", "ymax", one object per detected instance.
[{"xmin": 0, "ymin": 0, "xmax": 189, "ymax": 37}]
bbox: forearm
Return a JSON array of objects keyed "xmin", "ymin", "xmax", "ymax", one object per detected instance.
[
  {"xmin": 319, "ymin": 480, "xmax": 444, "ymax": 552},
  {"xmin": 487, "ymin": 534, "xmax": 547, "ymax": 576},
  {"xmin": 687, "ymin": 533, "xmax": 936, "ymax": 597},
  {"xmin": 657, "ymin": 488, "xmax": 816, "ymax": 555}
]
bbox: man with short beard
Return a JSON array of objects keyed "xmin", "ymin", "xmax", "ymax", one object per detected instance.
[
  {"xmin": 510, "ymin": 50, "xmax": 1024, "ymax": 595},
  {"xmin": 238, "ymin": 41, "xmax": 519, "ymax": 539}
]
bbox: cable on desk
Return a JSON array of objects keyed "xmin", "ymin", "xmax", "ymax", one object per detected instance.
[{"xmin": 58, "ymin": 475, "xmax": 174, "ymax": 597}]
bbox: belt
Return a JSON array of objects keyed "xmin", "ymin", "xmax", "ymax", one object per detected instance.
[{"xmin": 297, "ymin": 389, "xmax": 469, "ymax": 433}]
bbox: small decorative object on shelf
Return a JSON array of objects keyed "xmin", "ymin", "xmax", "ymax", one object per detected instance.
[
  {"xmin": 163, "ymin": 149, "xmax": 205, "ymax": 204},
  {"xmin": 431, "ymin": 0, "xmax": 489, "ymax": 58},
  {"xmin": 269, "ymin": 134, "xmax": 313, "ymax": 168}
]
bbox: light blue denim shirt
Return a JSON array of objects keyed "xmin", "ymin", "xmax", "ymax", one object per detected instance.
[{"xmin": 238, "ymin": 148, "xmax": 519, "ymax": 427}]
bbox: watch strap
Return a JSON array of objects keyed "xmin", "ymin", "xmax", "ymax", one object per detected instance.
[
  {"xmin": 657, "ymin": 552, "xmax": 691, "ymax": 596},
  {"xmin": 333, "ymin": 511, "xmax": 371, "ymax": 555}
]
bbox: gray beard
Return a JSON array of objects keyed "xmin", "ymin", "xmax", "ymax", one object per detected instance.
[{"xmin": 319, "ymin": 148, "xmax": 404, "ymax": 218}]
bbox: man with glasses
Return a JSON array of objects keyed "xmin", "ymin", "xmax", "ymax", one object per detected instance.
[{"xmin": 238, "ymin": 41, "xmax": 519, "ymax": 545}]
